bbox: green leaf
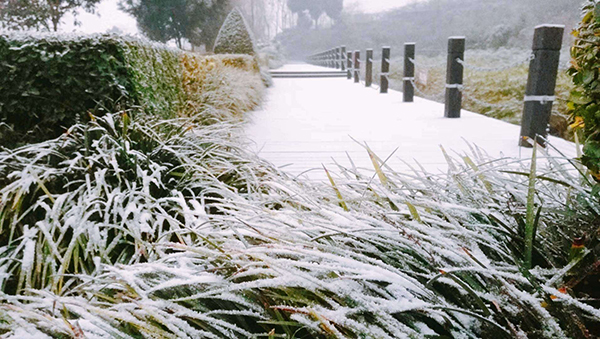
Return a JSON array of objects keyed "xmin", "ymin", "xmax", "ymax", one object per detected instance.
[{"xmin": 583, "ymin": 70, "xmax": 597, "ymax": 85}]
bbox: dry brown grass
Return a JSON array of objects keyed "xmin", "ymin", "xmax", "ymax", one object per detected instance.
[{"xmin": 181, "ymin": 53, "xmax": 265, "ymax": 124}]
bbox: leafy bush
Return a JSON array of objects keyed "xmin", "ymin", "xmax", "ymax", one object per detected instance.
[
  {"xmin": 0, "ymin": 33, "xmax": 263, "ymax": 148},
  {"xmin": 569, "ymin": 1, "xmax": 600, "ymax": 177},
  {"xmin": 213, "ymin": 8, "xmax": 256, "ymax": 56},
  {"xmin": 122, "ymin": 39, "xmax": 185, "ymax": 119},
  {"xmin": 0, "ymin": 33, "xmax": 137, "ymax": 147}
]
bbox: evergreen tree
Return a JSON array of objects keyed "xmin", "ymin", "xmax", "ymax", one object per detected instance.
[
  {"xmin": 120, "ymin": 0, "xmax": 230, "ymax": 50},
  {"xmin": 213, "ymin": 8, "xmax": 256, "ymax": 55},
  {"xmin": 189, "ymin": 0, "xmax": 229, "ymax": 51}
]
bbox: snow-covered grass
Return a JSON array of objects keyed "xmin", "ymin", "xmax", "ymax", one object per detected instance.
[
  {"xmin": 182, "ymin": 53, "xmax": 265, "ymax": 124},
  {"xmin": 0, "ymin": 106, "xmax": 598, "ymax": 337},
  {"xmin": 371, "ymin": 48, "xmax": 573, "ymax": 140}
]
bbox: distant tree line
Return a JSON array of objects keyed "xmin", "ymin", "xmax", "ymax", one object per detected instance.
[
  {"xmin": 287, "ymin": 0, "xmax": 343, "ymax": 28},
  {"xmin": 0, "ymin": 0, "xmax": 233, "ymax": 51},
  {"xmin": 277, "ymin": 0, "xmax": 580, "ymax": 59}
]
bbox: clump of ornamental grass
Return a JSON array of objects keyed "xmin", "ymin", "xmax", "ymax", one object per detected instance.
[
  {"xmin": 182, "ymin": 53, "xmax": 265, "ymax": 124},
  {"xmin": 0, "ymin": 112, "xmax": 267, "ymax": 297},
  {"xmin": 0, "ymin": 111, "xmax": 598, "ymax": 338}
]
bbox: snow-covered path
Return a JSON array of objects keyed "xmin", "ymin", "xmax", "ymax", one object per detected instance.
[{"xmin": 244, "ymin": 63, "xmax": 577, "ymax": 180}]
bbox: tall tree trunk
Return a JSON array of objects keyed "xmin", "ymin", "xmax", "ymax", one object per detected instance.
[{"xmin": 50, "ymin": 0, "xmax": 60, "ymax": 31}]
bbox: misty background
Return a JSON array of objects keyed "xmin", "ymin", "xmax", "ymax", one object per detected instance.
[
  {"xmin": 277, "ymin": 0, "xmax": 578, "ymax": 59},
  {"xmin": 2, "ymin": 0, "xmax": 581, "ymax": 57}
]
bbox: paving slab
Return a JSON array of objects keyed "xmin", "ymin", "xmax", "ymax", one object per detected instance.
[{"xmin": 245, "ymin": 63, "xmax": 577, "ymax": 180}]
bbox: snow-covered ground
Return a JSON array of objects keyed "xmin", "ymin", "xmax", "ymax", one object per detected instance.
[{"xmin": 245, "ymin": 63, "xmax": 577, "ymax": 180}]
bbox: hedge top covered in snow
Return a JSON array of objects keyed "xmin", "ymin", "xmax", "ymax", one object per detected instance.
[
  {"xmin": 0, "ymin": 32, "xmax": 260, "ymax": 147},
  {"xmin": 214, "ymin": 8, "xmax": 256, "ymax": 56}
]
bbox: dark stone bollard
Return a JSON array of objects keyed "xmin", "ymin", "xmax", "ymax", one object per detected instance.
[
  {"xmin": 380, "ymin": 47, "xmax": 391, "ymax": 94},
  {"xmin": 519, "ymin": 25, "xmax": 564, "ymax": 147},
  {"xmin": 330, "ymin": 49, "xmax": 334, "ymax": 68},
  {"xmin": 354, "ymin": 50, "xmax": 360, "ymax": 83},
  {"xmin": 347, "ymin": 51, "xmax": 353, "ymax": 79},
  {"xmin": 366, "ymin": 49, "xmax": 373, "ymax": 87},
  {"xmin": 445, "ymin": 37, "xmax": 465, "ymax": 118},
  {"xmin": 403, "ymin": 43, "xmax": 415, "ymax": 102},
  {"xmin": 331, "ymin": 49, "xmax": 335, "ymax": 68},
  {"xmin": 341, "ymin": 46, "xmax": 346, "ymax": 71}
]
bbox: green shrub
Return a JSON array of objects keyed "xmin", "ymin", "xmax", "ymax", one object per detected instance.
[
  {"xmin": 122, "ymin": 39, "xmax": 185, "ymax": 119},
  {"xmin": 213, "ymin": 8, "xmax": 256, "ymax": 56},
  {"xmin": 569, "ymin": 1, "xmax": 600, "ymax": 177},
  {"xmin": 0, "ymin": 33, "xmax": 185, "ymax": 147},
  {"xmin": 0, "ymin": 33, "xmax": 264, "ymax": 148},
  {"xmin": 0, "ymin": 34, "xmax": 133, "ymax": 146}
]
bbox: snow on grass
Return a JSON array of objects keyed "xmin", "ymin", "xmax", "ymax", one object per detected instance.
[{"xmin": 0, "ymin": 107, "xmax": 597, "ymax": 337}]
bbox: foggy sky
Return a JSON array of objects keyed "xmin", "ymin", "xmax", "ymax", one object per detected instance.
[
  {"xmin": 346, "ymin": 0, "xmax": 418, "ymax": 13},
  {"xmin": 61, "ymin": 0, "xmax": 418, "ymax": 35},
  {"xmin": 61, "ymin": 0, "xmax": 138, "ymax": 34}
]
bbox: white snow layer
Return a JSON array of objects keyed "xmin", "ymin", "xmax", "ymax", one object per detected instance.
[{"xmin": 245, "ymin": 63, "xmax": 576, "ymax": 180}]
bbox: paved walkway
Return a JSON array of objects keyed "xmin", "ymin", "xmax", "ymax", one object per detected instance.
[{"xmin": 244, "ymin": 63, "xmax": 576, "ymax": 180}]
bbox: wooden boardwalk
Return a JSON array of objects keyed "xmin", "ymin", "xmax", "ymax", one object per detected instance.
[{"xmin": 244, "ymin": 63, "xmax": 576, "ymax": 180}]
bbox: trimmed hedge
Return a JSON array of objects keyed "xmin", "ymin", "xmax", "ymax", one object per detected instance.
[
  {"xmin": 214, "ymin": 8, "xmax": 256, "ymax": 56},
  {"xmin": 0, "ymin": 33, "xmax": 259, "ymax": 147}
]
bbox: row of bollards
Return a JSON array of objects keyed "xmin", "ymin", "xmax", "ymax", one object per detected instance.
[{"xmin": 306, "ymin": 24, "xmax": 564, "ymax": 147}]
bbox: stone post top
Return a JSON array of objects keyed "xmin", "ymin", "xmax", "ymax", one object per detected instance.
[
  {"xmin": 534, "ymin": 24, "xmax": 565, "ymax": 29},
  {"xmin": 532, "ymin": 25, "xmax": 564, "ymax": 50},
  {"xmin": 448, "ymin": 38, "xmax": 466, "ymax": 53}
]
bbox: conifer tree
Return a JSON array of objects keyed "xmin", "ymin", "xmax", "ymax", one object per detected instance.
[{"xmin": 213, "ymin": 8, "xmax": 256, "ymax": 55}]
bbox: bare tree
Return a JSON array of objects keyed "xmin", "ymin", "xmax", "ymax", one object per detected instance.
[{"xmin": 230, "ymin": 0, "xmax": 293, "ymax": 41}]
